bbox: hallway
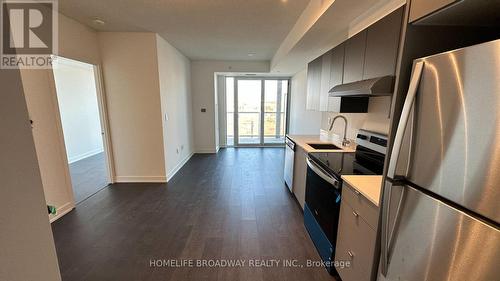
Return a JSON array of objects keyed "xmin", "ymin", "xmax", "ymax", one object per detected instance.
[{"xmin": 52, "ymin": 148, "xmax": 336, "ymax": 281}]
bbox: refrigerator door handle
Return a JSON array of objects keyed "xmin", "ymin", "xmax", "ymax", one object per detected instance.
[
  {"xmin": 386, "ymin": 61, "xmax": 424, "ymax": 179},
  {"xmin": 381, "ymin": 61, "xmax": 424, "ymax": 276}
]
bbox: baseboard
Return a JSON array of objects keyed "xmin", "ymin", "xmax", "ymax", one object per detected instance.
[
  {"xmin": 68, "ymin": 148, "xmax": 104, "ymax": 164},
  {"xmin": 195, "ymin": 148, "xmax": 217, "ymax": 154},
  {"xmin": 167, "ymin": 151, "xmax": 194, "ymax": 182},
  {"xmin": 49, "ymin": 202, "xmax": 75, "ymax": 223},
  {"xmin": 114, "ymin": 176, "xmax": 167, "ymax": 183}
]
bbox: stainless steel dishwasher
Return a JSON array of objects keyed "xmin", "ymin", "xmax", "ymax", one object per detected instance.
[{"xmin": 284, "ymin": 136, "xmax": 295, "ymax": 192}]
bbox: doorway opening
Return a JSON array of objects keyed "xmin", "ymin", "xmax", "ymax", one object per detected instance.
[
  {"xmin": 52, "ymin": 57, "xmax": 111, "ymax": 204},
  {"xmin": 226, "ymin": 77, "xmax": 289, "ymax": 146}
]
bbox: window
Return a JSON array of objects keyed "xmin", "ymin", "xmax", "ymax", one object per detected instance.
[{"xmin": 225, "ymin": 77, "xmax": 289, "ymax": 146}]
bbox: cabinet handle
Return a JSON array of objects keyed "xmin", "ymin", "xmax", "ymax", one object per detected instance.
[
  {"xmin": 347, "ymin": 251, "xmax": 354, "ymax": 259},
  {"xmin": 352, "ymin": 211, "xmax": 359, "ymax": 217}
]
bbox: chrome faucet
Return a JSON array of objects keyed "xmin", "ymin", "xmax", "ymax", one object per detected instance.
[{"xmin": 329, "ymin": 115, "xmax": 349, "ymax": 147}]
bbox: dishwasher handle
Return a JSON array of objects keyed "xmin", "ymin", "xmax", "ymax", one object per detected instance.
[{"xmin": 285, "ymin": 137, "xmax": 295, "ymax": 151}]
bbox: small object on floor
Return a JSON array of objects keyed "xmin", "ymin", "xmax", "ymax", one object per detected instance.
[{"xmin": 47, "ymin": 205, "xmax": 57, "ymax": 215}]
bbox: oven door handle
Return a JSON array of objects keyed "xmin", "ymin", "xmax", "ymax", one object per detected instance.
[{"xmin": 306, "ymin": 157, "xmax": 340, "ymax": 189}]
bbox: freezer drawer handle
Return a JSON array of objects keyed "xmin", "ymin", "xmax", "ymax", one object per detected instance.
[
  {"xmin": 381, "ymin": 61, "xmax": 424, "ymax": 276},
  {"xmin": 352, "ymin": 211, "xmax": 359, "ymax": 217}
]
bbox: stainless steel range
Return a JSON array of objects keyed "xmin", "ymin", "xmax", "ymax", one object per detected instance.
[{"xmin": 303, "ymin": 129, "xmax": 387, "ymax": 275}]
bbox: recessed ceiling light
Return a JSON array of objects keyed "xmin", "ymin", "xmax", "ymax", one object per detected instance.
[
  {"xmin": 247, "ymin": 53, "xmax": 255, "ymax": 57},
  {"xmin": 93, "ymin": 18, "xmax": 105, "ymax": 26},
  {"xmin": 281, "ymin": 0, "xmax": 288, "ymax": 3}
]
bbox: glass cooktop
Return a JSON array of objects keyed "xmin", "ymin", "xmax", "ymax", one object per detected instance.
[{"xmin": 308, "ymin": 146, "xmax": 385, "ymax": 178}]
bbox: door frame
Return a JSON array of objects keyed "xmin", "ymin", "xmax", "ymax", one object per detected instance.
[
  {"xmin": 49, "ymin": 56, "xmax": 115, "ymax": 191},
  {"xmin": 93, "ymin": 64, "xmax": 115, "ymax": 184},
  {"xmin": 232, "ymin": 76, "xmax": 291, "ymax": 147}
]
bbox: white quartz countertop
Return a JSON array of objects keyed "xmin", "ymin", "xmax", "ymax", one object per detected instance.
[
  {"xmin": 341, "ymin": 175, "xmax": 383, "ymax": 207},
  {"xmin": 286, "ymin": 134, "xmax": 356, "ymax": 153}
]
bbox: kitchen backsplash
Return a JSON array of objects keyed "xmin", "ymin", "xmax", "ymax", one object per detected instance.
[{"xmin": 321, "ymin": 97, "xmax": 391, "ymax": 140}]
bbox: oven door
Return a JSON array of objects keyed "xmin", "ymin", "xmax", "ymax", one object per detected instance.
[{"xmin": 305, "ymin": 157, "xmax": 342, "ymax": 244}]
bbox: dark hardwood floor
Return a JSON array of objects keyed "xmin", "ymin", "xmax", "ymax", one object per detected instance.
[
  {"xmin": 52, "ymin": 148, "xmax": 336, "ymax": 281},
  {"xmin": 69, "ymin": 152, "xmax": 108, "ymax": 204}
]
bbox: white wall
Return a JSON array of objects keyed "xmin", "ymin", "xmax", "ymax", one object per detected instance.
[
  {"xmin": 288, "ymin": 68, "xmax": 322, "ymax": 134},
  {"xmin": 21, "ymin": 12, "xmax": 103, "ymax": 221},
  {"xmin": 21, "ymin": 68, "xmax": 76, "ymax": 221},
  {"xmin": 190, "ymin": 60, "xmax": 270, "ymax": 152},
  {"xmin": 53, "ymin": 59, "xmax": 103, "ymax": 163},
  {"xmin": 98, "ymin": 32, "xmax": 166, "ymax": 182},
  {"xmin": 1, "ymin": 69, "xmax": 61, "ymax": 281},
  {"xmin": 23, "ymin": 13, "xmax": 196, "ymax": 222},
  {"xmin": 58, "ymin": 13, "xmax": 101, "ymax": 65},
  {"xmin": 321, "ymin": 97, "xmax": 392, "ymax": 139},
  {"xmin": 155, "ymin": 34, "xmax": 194, "ymax": 180}
]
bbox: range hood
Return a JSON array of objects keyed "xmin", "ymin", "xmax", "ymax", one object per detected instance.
[{"xmin": 329, "ymin": 75, "xmax": 395, "ymax": 97}]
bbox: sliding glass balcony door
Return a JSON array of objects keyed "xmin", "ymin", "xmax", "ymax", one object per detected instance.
[
  {"xmin": 227, "ymin": 77, "xmax": 289, "ymax": 146},
  {"xmin": 236, "ymin": 79, "xmax": 262, "ymax": 144},
  {"xmin": 264, "ymin": 80, "xmax": 287, "ymax": 144}
]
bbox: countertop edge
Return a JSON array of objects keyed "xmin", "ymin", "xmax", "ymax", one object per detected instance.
[
  {"xmin": 286, "ymin": 134, "xmax": 356, "ymax": 153},
  {"xmin": 341, "ymin": 175, "xmax": 383, "ymax": 207}
]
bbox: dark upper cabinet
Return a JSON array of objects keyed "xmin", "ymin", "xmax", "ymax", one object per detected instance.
[
  {"xmin": 342, "ymin": 30, "xmax": 367, "ymax": 84},
  {"xmin": 319, "ymin": 50, "xmax": 332, "ymax": 111},
  {"xmin": 306, "ymin": 44, "xmax": 368, "ymax": 113},
  {"xmin": 363, "ymin": 8, "xmax": 403, "ymax": 79},
  {"xmin": 306, "ymin": 56, "xmax": 322, "ymax": 110},
  {"xmin": 409, "ymin": 0, "xmax": 455, "ymax": 23},
  {"xmin": 328, "ymin": 43, "xmax": 369, "ymax": 113},
  {"xmin": 329, "ymin": 43, "xmax": 345, "ymax": 89},
  {"xmin": 305, "ymin": 8, "xmax": 403, "ymax": 113}
]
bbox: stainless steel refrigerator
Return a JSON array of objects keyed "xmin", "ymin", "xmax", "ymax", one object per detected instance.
[{"xmin": 378, "ymin": 39, "xmax": 500, "ymax": 280}]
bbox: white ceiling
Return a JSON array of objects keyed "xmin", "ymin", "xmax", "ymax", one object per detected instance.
[{"xmin": 58, "ymin": 0, "xmax": 310, "ymax": 61}]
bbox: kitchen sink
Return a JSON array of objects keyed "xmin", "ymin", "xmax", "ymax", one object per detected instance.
[{"xmin": 307, "ymin": 143, "xmax": 341, "ymax": 150}]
